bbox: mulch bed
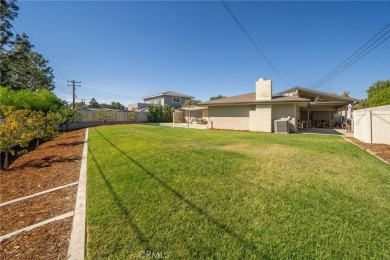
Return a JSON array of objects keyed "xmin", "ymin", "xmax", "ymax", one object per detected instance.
[
  {"xmin": 0, "ymin": 129, "xmax": 86, "ymax": 260},
  {"xmin": 346, "ymin": 137, "xmax": 390, "ymax": 163},
  {"xmin": 0, "ymin": 218, "xmax": 73, "ymax": 260},
  {"xmin": 0, "ymin": 129, "xmax": 85, "ymax": 202},
  {"xmin": 0, "ymin": 186, "xmax": 77, "ymax": 236}
]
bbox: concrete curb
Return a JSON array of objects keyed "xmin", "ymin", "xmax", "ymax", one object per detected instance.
[
  {"xmin": 343, "ymin": 137, "xmax": 390, "ymax": 165},
  {"xmin": 0, "ymin": 211, "xmax": 74, "ymax": 242},
  {"xmin": 68, "ymin": 128, "xmax": 88, "ymax": 260}
]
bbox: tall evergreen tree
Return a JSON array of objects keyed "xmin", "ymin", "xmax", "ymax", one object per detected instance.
[
  {"xmin": 0, "ymin": 0, "xmax": 19, "ymax": 52},
  {"xmin": 2, "ymin": 33, "xmax": 55, "ymax": 90}
]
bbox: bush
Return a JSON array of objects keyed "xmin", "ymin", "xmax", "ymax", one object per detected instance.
[
  {"xmin": 0, "ymin": 87, "xmax": 64, "ymax": 116},
  {"xmin": 147, "ymin": 104, "xmax": 172, "ymax": 123}
]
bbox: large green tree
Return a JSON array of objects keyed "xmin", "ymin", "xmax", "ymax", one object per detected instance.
[
  {"xmin": 0, "ymin": 0, "xmax": 19, "ymax": 52},
  {"xmin": 367, "ymin": 80, "xmax": 390, "ymax": 107},
  {"xmin": 0, "ymin": 87, "xmax": 63, "ymax": 115},
  {"xmin": 2, "ymin": 33, "xmax": 55, "ymax": 90}
]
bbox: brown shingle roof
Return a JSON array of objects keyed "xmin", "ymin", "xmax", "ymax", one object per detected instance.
[{"xmin": 199, "ymin": 92, "xmax": 310, "ymax": 106}]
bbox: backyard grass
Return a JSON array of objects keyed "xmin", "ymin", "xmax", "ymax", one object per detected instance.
[{"xmin": 87, "ymin": 125, "xmax": 390, "ymax": 259}]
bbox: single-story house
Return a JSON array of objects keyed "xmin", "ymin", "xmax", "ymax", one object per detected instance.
[
  {"xmin": 198, "ymin": 77, "xmax": 360, "ymax": 132},
  {"xmin": 128, "ymin": 91, "xmax": 194, "ymax": 111}
]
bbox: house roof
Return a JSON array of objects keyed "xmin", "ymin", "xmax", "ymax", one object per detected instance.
[
  {"xmin": 199, "ymin": 92, "xmax": 310, "ymax": 106},
  {"xmin": 143, "ymin": 91, "xmax": 194, "ymax": 100},
  {"xmin": 275, "ymin": 86, "xmax": 361, "ymax": 103}
]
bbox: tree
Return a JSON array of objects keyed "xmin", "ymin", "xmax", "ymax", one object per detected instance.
[
  {"xmin": 89, "ymin": 98, "xmax": 99, "ymax": 108},
  {"xmin": 368, "ymin": 87, "xmax": 390, "ymax": 107},
  {"xmin": 0, "ymin": 87, "xmax": 64, "ymax": 115},
  {"xmin": 128, "ymin": 108, "xmax": 137, "ymax": 124},
  {"xmin": 96, "ymin": 110, "xmax": 116, "ymax": 124},
  {"xmin": 367, "ymin": 80, "xmax": 390, "ymax": 99},
  {"xmin": 2, "ymin": 33, "xmax": 55, "ymax": 91},
  {"xmin": 60, "ymin": 107, "xmax": 82, "ymax": 131},
  {"xmin": 0, "ymin": 106, "xmax": 33, "ymax": 170},
  {"xmin": 182, "ymin": 99, "xmax": 202, "ymax": 107},
  {"xmin": 342, "ymin": 91, "xmax": 350, "ymax": 97},
  {"xmin": 210, "ymin": 95, "xmax": 226, "ymax": 101},
  {"xmin": 0, "ymin": 0, "xmax": 19, "ymax": 52}
]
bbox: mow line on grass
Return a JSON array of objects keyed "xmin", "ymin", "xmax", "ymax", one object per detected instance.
[{"xmin": 92, "ymin": 127, "xmax": 261, "ymax": 253}]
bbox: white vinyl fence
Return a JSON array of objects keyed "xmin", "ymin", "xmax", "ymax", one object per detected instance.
[{"xmin": 353, "ymin": 105, "xmax": 390, "ymax": 144}]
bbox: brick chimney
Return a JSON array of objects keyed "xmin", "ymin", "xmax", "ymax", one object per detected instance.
[{"xmin": 256, "ymin": 77, "xmax": 272, "ymax": 100}]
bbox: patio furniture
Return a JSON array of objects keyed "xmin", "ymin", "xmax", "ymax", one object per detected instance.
[
  {"xmin": 316, "ymin": 120, "xmax": 323, "ymax": 128},
  {"xmin": 312, "ymin": 120, "xmax": 317, "ymax": 127},
  {"xmin": 329, "ymin": 120, "xmax": 334, "ymax": 128},
  {"xmin": 323, "ymin": 120, "xmax": 329, "ymax": 128}
]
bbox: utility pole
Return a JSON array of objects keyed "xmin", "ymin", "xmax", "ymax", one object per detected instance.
[{"xmin": 67, "ymin": 80, "xmax": 81, "ymax": 109}]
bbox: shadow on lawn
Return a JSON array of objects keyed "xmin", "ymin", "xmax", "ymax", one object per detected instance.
[
  {"xmin": 92, "ymin": 127, "xmax": 261, "ymax": 255},
  {"xmin": 88, "ymin": 147, "xmax": 154, "ymax": 251}
]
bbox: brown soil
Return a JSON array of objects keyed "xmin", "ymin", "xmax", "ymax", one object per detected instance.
[
  {"xmin": 347, "ymin": 137, "xmax": 390, "ymax": 163},
  {"xmin": 0, "ymin": 129, "xmax": 86, "ymax": 260}
]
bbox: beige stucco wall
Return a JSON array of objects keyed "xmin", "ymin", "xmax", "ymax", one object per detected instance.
[
  {"xmin": 249, "ymin": 105, "xmax": 272, "ymax": 132},
  {"xmin": 208, "ymin": 105, "xmax": 253, "ymax": 130},
  {"xmin": 272, "ymin": 104, "xmax": 297, "ymax": 132}
]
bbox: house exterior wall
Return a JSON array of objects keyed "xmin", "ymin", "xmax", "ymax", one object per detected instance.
[
  {"xmin": 272, "ymin": 104, "xmax": 297, "ymax": 132},
  {"xmin": 249, "ymin": 105, "xmax": 272, "ymax": 132},
  {"xmin": 208, "ymin": 105, "xmax": 253, "ymax": 130},
  {"xmin": 144, "ymin": 95, "xmax": 191, "ymax": 108}
]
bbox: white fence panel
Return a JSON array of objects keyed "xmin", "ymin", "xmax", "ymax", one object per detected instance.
[{"xmin": 353, "ymin": 105, "xmax": 390, "ymax": 144}]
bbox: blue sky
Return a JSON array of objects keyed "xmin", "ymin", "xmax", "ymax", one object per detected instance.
[{"xmin": 15, "ymin": 1, "xmax": 390, "ymax": 105}]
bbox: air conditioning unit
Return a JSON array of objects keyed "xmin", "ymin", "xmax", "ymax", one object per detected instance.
[{"xmin": 274, "ymin": 119, "xmax": 290, "ymax": 134}]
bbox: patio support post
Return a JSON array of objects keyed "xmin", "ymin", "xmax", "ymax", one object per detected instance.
[
  {"xmin": 307, "ymin": 103, "xmax": 310, "ymax": 130},
  {"xmin": 344, "ymin": 105, "xmax": 347, "ymax": 129}
]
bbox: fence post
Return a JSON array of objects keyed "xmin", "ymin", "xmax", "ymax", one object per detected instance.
[{"xmin": 369, "ymin": 110, "xmax": 372, "ymax": 144}]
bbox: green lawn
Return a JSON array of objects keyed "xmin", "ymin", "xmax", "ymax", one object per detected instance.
[{"xmin": 86, "ymin": 125, "xmax": 390, "ymax": 259}]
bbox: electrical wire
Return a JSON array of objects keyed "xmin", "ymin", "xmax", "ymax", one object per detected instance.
[
  {"xmin": 310, "ymin": 23, "xmax": 390, "ymax": 89},
  {"xmin": 220, "ymin": 0, "xmax": 293, "ymax": 87},
  {"xmin": 41, "ymin": 2, "xmax": 76, "ymax": 79}
]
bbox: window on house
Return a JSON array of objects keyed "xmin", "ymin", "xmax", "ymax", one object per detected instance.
[
  {"xmin": 172, "ymin": 97, "xmax": 181, "ymax": 103},
  {"xmin": 156, "ymin": 98, "xmax": 162, "ymax": 104}
]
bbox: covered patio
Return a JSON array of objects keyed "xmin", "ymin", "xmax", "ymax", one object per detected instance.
[{"xmin": 276, "ymin": 87, "xmax": 360, "ymax": 131}]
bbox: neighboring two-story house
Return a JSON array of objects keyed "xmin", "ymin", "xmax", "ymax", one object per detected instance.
[{"xmin": 129, "ymin": 91, "xmax": 194, "ymax": 111}]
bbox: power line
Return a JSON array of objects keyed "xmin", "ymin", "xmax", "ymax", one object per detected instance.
[
  {"xmin": 310, "ymin": 23, "xmax": 390, "ymax": 89},
  {"xmin": 312, "ymin": 34, "xmax": 390, "ymax": 90},
  {"xmin": 41, "ymin": 2, "xmax": 76, "ymax": 79},
  {"xmin": 13, "ymin": 21, "xmax": 73, "ymax": 96},
  {"xmin": 220, "ymin": 0, "xmax": 292, "ymax": 87}
]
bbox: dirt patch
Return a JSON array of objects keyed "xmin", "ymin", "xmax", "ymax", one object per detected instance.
[
  {"xmin": 0, "ymin": 129, "xmax": 85, "ymax": 202},
  {"xmin": 346, "ymin": 137, "xmax": 390, "ymax": 163},
  {"xmin": 0, "ymin": 129, "xmax": 86, "ymax": 259},
  {"xmin": 0, "ymin": 185, "xmax": 77, "ymax": 235},
  {"xmin": 0, "ymin": 218, "xmax": 73, "ymax": 260}
]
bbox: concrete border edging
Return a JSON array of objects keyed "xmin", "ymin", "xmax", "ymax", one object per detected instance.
[
  {"xmin": 0, "ymin": 182, "xmax": 78, "ymax": 207},
  {"xmin": 0, "ymin": 211, "xmax": 74, "ymax": 242},
  {"xmin": 67, "ymin": 128, "xmax": 89, "ymax": 260}
]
